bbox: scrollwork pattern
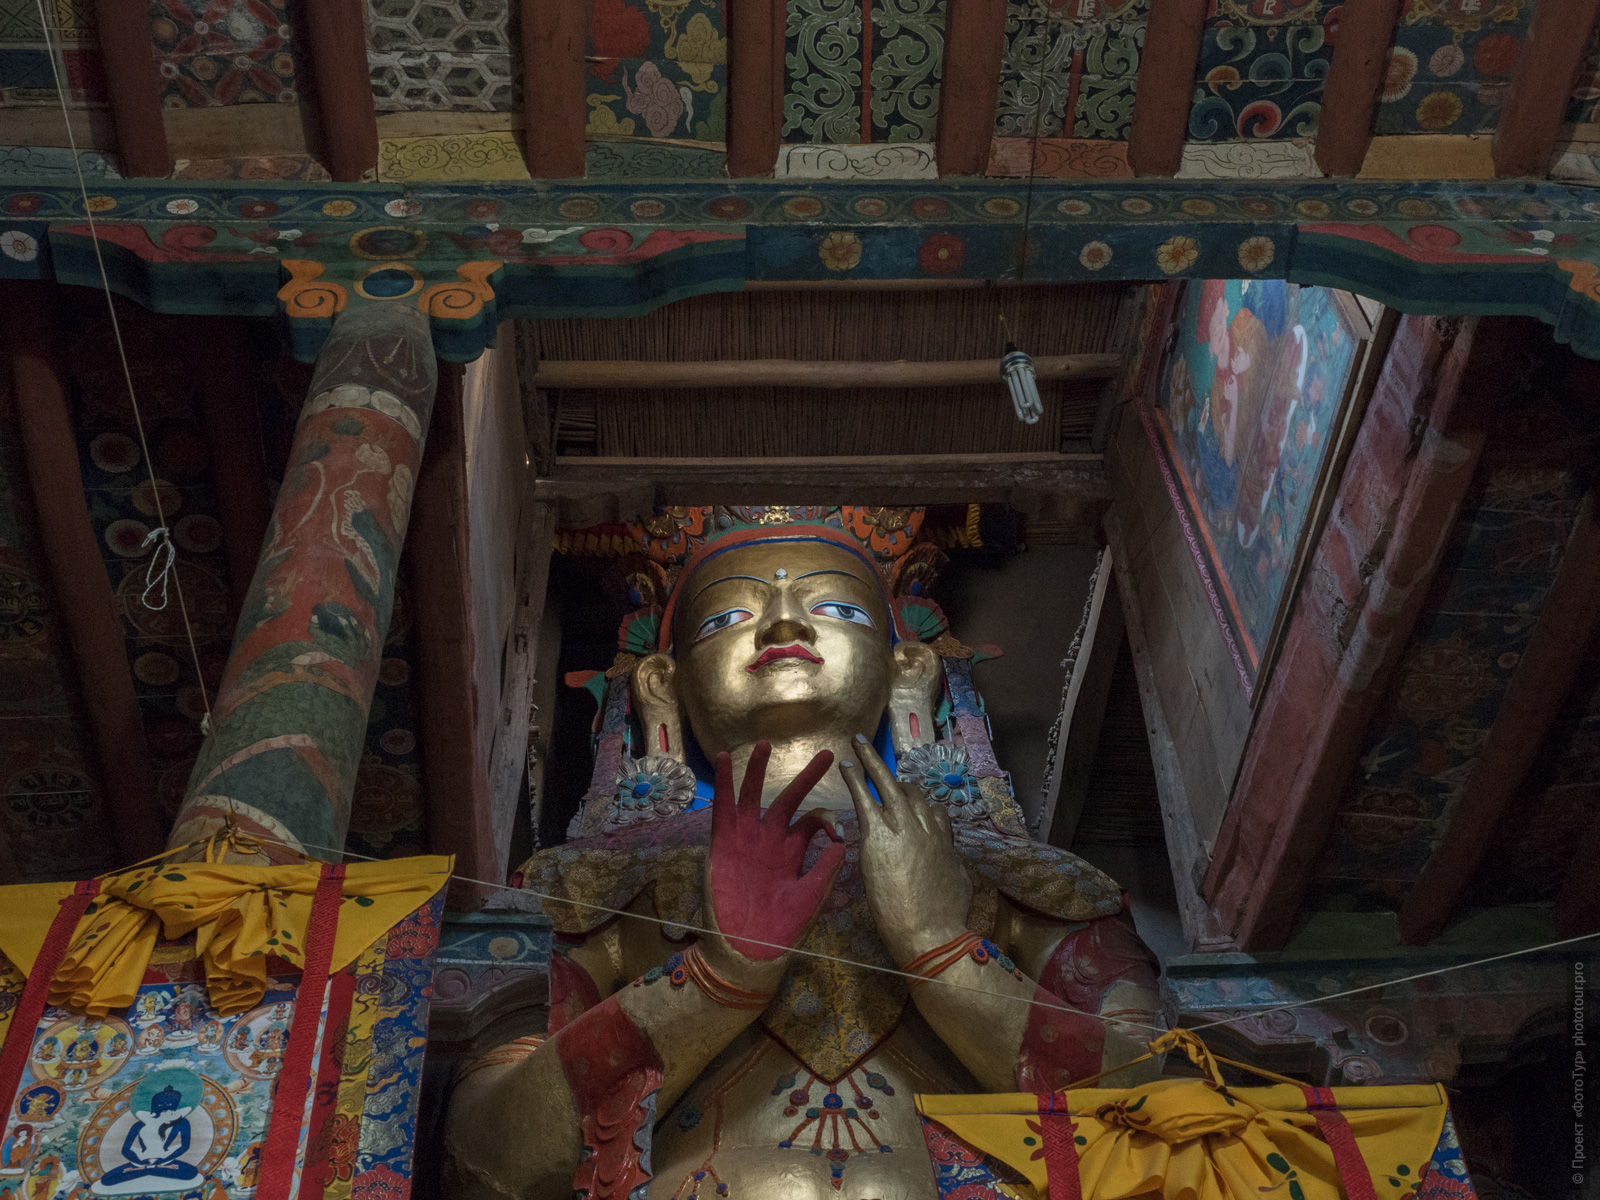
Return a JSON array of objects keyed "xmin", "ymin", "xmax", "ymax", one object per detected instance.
[
  {"xmin": 784, "ymin": 0, "xmax": 863, "ymax": 142},
  {"xmin": 868, "ymin": 0, "xmax": 944, "ymax": 142},
  {"xmin": 994, "ymin": 16, "xmax": 1073, "ymax": 137}
]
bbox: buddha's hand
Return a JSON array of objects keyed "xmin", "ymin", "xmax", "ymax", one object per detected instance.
[
  {"xmin": 840, "ymin": 735, "xmax": 973, "ymax": 966},
  {"xmin": 704, "ymin": 742, "xmax": 847, "ymax": 990}
]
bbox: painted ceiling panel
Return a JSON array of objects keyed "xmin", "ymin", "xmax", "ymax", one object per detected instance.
[
  {"xmin": 149, "ymin": 0, "xmax": 304, "ymax": 108},
  {"xmin": 587, "ymin": 0, "xmax": 726, "ymax": 179},
  {"xmin": 367, "ymin": 0, "xmax": 514, "ymax": 113},
  {"xmin": 0, "ymin": 0, "xmax": 102, "ymax": 108},
  {"xmin": 1189, "ymin": 0, "xmax": 1329, "ymax": 143},
  {"xmin": 1375, "ymin": 0, "xmax": 1530, "ymax": 136},
  {"xmin": 995, "ymin": 0, "xmax": 1143, "ymax": 142},
  {"xmin": 784, "ymin": 0, "xmax": 943, "ymax": 144}
]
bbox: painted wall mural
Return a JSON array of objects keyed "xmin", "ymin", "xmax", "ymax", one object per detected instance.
[
  {"xmin": 1565, "ymin": 21, "xmax": 1600, "ymax": 126},
  {"xmin": 148, "ymin": 0, "xmax": 305, "ymax": 108},
  {"xmin": 1189, "ymin": 0, "xmax": 1331, "ymax": 143},
  {"xmin": 1307, "ymin": 361, "xmax": 1600, "ymax": 912},
  {"xmin": 61, "ymin": 305, "xmax": 235, "ymax": 836},
  {"xmin": 0, "ymin": 0, "xmax": 102, "ymax": 109},
  {"xmin": 782, "ymin": 0, "xmax": 944, "ymax": 144},
  {"xmin": 0, "ymin": 385, "xmax": 117, "ymax": 883},
  {"xmin": 1374, "ymin": 0, "xmax": 1532, "ymax": 137},
  {"xmin": 1141, "ymin": 278, "xmax": 1363, "ymax": 693}
]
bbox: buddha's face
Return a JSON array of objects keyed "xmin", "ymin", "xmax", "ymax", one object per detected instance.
[{"xmin": 671, "ymin": 540, "xmax": 895, "ymax": 755}]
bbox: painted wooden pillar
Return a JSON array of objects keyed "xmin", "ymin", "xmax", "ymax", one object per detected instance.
[{"xmin": 168, "ymin": 303, "xmax": 437, "ymax": 861}]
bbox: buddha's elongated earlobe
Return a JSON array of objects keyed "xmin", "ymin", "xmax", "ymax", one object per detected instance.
[
  {"xmin": 632, "ymin": 652, "xmax": 686, "ymax": 763},
  {"xmin": 889, "ymin": 641, "xmax": 943, "ymax": 756}
]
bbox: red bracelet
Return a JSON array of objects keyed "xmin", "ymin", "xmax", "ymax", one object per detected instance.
[{"xmin": 903, "ymin": 931, "xmax": 985, "ymax": 991}]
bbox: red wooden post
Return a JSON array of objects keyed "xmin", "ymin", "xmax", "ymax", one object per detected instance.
[
  {"xmin": 1203, "ymin": 316, "xmax": 1514, "ymax": 950},
  {"xmin": 169, "ymin": 303, "xmax": 437, "ymax": 861},
  {"xmin": 409, "ymin": 364, "xmax": 499, "ymax": 900},
  {"xmin": 521, "ymin": 0, "xmax": 588, "ymax": 178},
  {"xmin": 92, "ymin": 0, "xmax": 172, "ymax": 178},
  {"xmin": 937, "ymin": 0, "xmax": 1009, "ymax": 177},
  {"xmin": 1493, "ymin": 0, "xmax": 1600, "ymax": 177},
  {"xmin": 1126, "ymin": 0, "xmax": 1206, "ymax": 176},
  {"xmin": 1313, "ymin": 0, "xmax": 1404, "ymax": 176},
  {"xmin": 1401, "ymin": 488, "xmax": 1600, "ymax": 943},
  {"xmin": 303, "ymin": 0, "xmax": 380, "ymax": 181},
  {"xmin": 6, "ymin": 283, "xmax": 163, "ymax": 861}
]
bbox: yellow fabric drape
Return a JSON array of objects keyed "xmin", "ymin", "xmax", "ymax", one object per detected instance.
[
  {"xmin": 917, "ymin": 1031, "xmax": 1449, "ymax": 1200},
  {"xmin": 0, "ymin": 856, "xmax": 452, "ymax": 1018}
]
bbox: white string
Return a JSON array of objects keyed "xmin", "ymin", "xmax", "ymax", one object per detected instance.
[
  {"xmin": 140, "ymin": 526, "xmax": 176, "ymax": 611},
  {"xmin": 32, "ymin": 0, "xmax": 213, "ymax": 728},
  {"xmin": 242, "ymin": 831, "xmax": 1599, "ymax": 1047}
]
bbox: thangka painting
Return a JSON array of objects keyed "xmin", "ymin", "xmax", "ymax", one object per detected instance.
[
  {"xmin": 1139, "ymin": 279, "xmax": 1372, "ymax": 698},
  {"xmin": 0, "ymin": 861, "xmax": 450, "ymax": 1200}
]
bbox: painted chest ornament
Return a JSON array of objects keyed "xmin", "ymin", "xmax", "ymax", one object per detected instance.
[
  {"xmin": 609, "ymin": 757, "xmax": 699, "ymax": 829},
  {"xmin": 896, "ymin": 742, "xmax": 986, "ymax": 822}
]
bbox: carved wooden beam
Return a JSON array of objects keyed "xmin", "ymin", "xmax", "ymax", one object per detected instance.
[
  {"xmin": 1493, "ymin": 0, "xmax": 1600, "ymax": 178},
  {"xmin": 7, "ymin": 283, "xmax": 163, "ymax": 861},
  {"xmin": 531, "ymin": 353, "xmax": 1120, "ymax": 389},
  {"xmin": 538, "ymin": 451, "xmax": 1109, "ymax": 520},
  {"xmin": 1401, "ymin": 486, "xmax": 1600, "ymax": 943},
  {"xmin": 92, "ymin": 0, "xmax": 171, "ymax": 178},
  {"xmin": 1313, "ymin": 0, "xmax": 1404, "ymax": 176},
  {"xmin": 1126, "ymin": 0, "xmax": 1206, "ymax": 176},
  {"xmin": 303, "ymin": 0, "xmax": 379, "ymax": 180},
  {"xmin": 937, "ymin": 0, "xmax": 1009, "ymax": 177},
  {"xmin": 727, "ymin": 0, "xmax": 785, "ymax": 177},
  {"xmin": 411, "ymin": 364, "xmax": 499, "ymax": 902},
  {"xmin": 521, "ymin": 0, "xmax": 587, "ymax": 178}
]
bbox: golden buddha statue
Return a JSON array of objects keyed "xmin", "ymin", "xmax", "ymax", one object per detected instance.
[{"xmin": 445, "ymin": 511, "xmax": 1160, "ymax": 1200}]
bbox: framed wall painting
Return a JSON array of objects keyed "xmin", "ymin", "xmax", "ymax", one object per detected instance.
[{"xmin": 1135, "ymin": 279, "xmax": 1382, "ymax": 703}]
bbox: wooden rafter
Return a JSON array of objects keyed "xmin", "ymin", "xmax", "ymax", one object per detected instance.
[
  {"xmin": 521, "ymin": 0, "xmax": 587, "ymax": 178},
  {"xmin": 92, "ymin": 0, "xmax": 171, "ymax": 178},
  {"xmin": 303, "ymin": 0, "xmax": 379, "ymax": 180},
  {"xmin": 6, "ymin": 284, "xmax": 163, "ymax": 862},
  {"xmin": 1401, "ymin": 486, "xmax": 1600, "ymax": 943},
  {"xmin": 1126, "ymin": 0, "xmax": 1206, "ymax": 176},
  {"xmin": 530, "ymin": 354, "xmax": 1120, "ymax": 389},
  {"xmin": 937, "ymin": 0, "xmax": 1009, "ymax": 177},
  {"xmin": 1313, "ymin": 0, "xmax": 1404, "ymax": 176},
  {"xmin": 727, "ymin": 0, "xmax": 785, "ymax": 176},
  {"xmin": 1493, "ymin": 0, "xmax": 1600, "ymax": 178}
]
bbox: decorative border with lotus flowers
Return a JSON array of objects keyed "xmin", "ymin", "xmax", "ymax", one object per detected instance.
[{"xmin": 3, "ymin": 175, "xmax": 1600, "ymax": 361}]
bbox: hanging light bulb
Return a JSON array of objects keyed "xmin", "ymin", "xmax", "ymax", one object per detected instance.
[{"xmin": 998, "ymin": 312, "xmax": 1042, "ymax": 425}]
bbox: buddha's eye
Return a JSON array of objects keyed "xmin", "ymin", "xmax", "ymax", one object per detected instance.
[
  {"xmin": 694, "ymin": 607, "xmax": 752, "ymax": 641},
  {"xmin": 810, "ymin": 601, "xmax": 875, "ymax": 628}
]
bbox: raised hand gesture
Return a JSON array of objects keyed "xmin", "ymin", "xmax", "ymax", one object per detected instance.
[
  {"xmin": 839, "ymin": 734, "xmax": 973, "ymax": 965},
  {"xmin": 705, "ymin": 741, "xmax": 846, "ymax": 970}
]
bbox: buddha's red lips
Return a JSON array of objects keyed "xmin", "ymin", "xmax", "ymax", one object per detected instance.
[{"xmin": 746, "ymin": 645, "xmax": 824, "ymax": 671}]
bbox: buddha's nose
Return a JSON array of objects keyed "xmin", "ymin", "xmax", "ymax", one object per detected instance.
[{"xmin": 757, "ymin": 588, "xmax": 814, "ymax": 646}]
